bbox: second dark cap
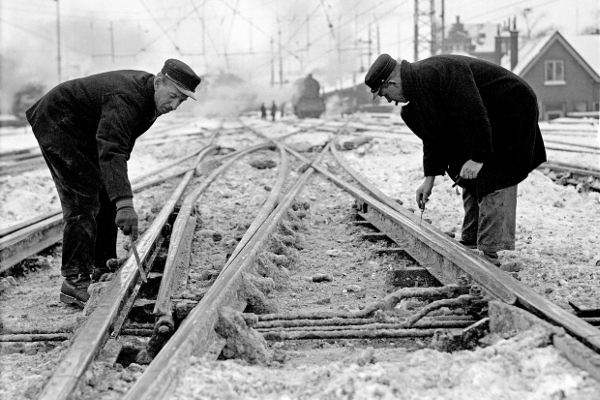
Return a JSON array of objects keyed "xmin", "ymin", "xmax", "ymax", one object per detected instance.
[
  {"xmin": 162, "ymin": 59, "xmax": 201, "ymax": 100},
  {"xmin": 364, "ymin": 54, "xmax": 397, "ymax": 95}
]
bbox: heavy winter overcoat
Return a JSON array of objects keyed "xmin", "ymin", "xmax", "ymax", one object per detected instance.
[
  {"xmin": 26, "ymin": 71, "xmax": 157, "ymax": 202},
  {"xmin": 399, "ymin": 55, "xmax": 547, "ymax": 197}
]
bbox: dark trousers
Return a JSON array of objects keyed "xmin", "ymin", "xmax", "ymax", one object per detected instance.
[
  {"xmin": 461, "ymin": 185, "xmax": 517, "ymax": 253},
  {"xmin": 39, "ymin": 143, "xmax": 117, "ymax": 277}
]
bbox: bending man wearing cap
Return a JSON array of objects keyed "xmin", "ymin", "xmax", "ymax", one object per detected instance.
[
  {"xmin": 26, "ymin": 59, "xmax": 201, "ymax": 308},
  {"xmin": 365, "ymin": 53, "xmax": 546, "ymax": 267}
]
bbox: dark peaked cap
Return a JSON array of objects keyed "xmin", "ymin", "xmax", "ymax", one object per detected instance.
[
  {"xmin": 365, "ymin": 54, "xmax": 397, "ymax": 99},
  {"xmin": 162, "ymin": 59, "xmax": 201, "ymax": 100}
]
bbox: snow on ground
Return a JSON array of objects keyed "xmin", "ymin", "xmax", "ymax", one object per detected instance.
[{"xmin": 1, "ymin": 114, "xmax": 600, "ymax": 399}]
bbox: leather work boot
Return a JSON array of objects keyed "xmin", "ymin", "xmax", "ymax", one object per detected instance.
[
  {"xmin": 479, "ymin": 251, "xmax": 501, "ymax": 267},
  {"xmin": 92, "ymin": 268, "xmax": 109, "ymax": 283},
  {"xmin": 92, "ymin": 258, "xmax": 122, "ymax": 282},
  {"xmin": 458, "ymin": 239, "xmax": 477, "ymax": 250},
  {"xmin": 60, "ymin": 275, "xmax": 91, "ymax": 308}
]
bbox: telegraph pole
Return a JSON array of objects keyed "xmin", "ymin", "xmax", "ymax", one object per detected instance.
[
  {"xmin": 440, "ymin": 0, "xmax": 445, "ymax": 54},
  {"xmin": 270, "ymin": 37, "xmax": 275, "ymax": 87},
  {"xmin": 367, "ymin": 23, "xmax": 372, "ymax": 67},
  {"xmin": 278, "ymin": 24, "xmax": 283, "ymax": 87},
  {"xmin": 376, "ymin": 23, "xmax": 380, "ymax": 55},
  {"xmin": 413, "ymin": 0, "xmax": 436, "ymax": 61},
  {"xmin": 110, "ymin": 21, "xmax": 115, "ymax": 63},
  {"xmin": 54, "ymin": 0, "xmax": 62, "ymax": 82}
]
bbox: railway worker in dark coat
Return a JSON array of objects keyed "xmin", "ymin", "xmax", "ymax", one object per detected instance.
[
  {"xmin": 271, "ymin": 101, "xmax": 277, "ymax": 121},
  {"xmin": 26, "ymin": 59, "xmax": 201, "ymax": 308},
  {"xmin": 260, "ymin": 103, "xmax": 267, "ymax": 119},
  {"xmin": 366, "ymin": 53, "xmax": 546, "ymax": 266}
]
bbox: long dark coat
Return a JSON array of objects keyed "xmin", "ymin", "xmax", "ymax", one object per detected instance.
[
  {"xmin": 26, "ymin": 71, "xmax": 157, "ymax": 202},
  {"xmin": 399, "ymin": 55, "xmax": 547, "ymax": 197}
]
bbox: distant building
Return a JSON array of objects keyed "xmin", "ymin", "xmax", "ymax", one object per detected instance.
[
  {"xmin": 504, "ymin": 31, "xmax": 600, "ymax": 120},
  {"xmin": 443, "ymin": 17, "xmax": 600, "ymax": 121}
]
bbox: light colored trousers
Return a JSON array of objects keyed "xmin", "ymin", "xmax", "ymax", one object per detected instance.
[{"xmin": 461, "ymin": 185, "xmax": 517, "ymax": 253}]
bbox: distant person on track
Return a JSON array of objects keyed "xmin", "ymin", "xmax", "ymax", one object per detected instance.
[
  {"xmin": 260, "ymin": 103, "xmax": 267, "ymax": 119},
  {"xmin": 365, "ymin": 53, "xmax": 546, "ymax": 267},
  {"xmin": 26, "ymin": 59, "xmax": 201, "ymax": 308},
  {"xmin": 271, "ymin": 101, "xmax": 277, "ymax": 121}
]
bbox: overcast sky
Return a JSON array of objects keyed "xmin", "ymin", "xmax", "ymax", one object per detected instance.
[{"xmin": 0, "ymin": 0, "xmax": 598, "ymax": 110}]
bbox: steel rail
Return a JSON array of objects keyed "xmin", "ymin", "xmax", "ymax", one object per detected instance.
[
  {"xmin": 129, "ymin": 144, "xmax": 214, "ymax": 185},
  {"xmin": 0, "ymin": 170, "xmax": 198, "ymax": 272},
  {"xmin": 323, "ymin": 149, "xmax": 600, "ymax": 351},
  {"xmin": 0, "ymin": 145, "xmax": 223, "ymax": 271},
  {"xmin": 0, "ymin": 147, "xmax": 39, "ymax": 158},
  {"xmin": 542, "ymin": 139, "xmax": 600, "ymax": 151},
  {"xmin": 152, "ymin": 142, "xmax": 281, "ymax": 327},
  {"xmin": 330, "ymin": 142, "xmax": 418, "ymax": 222},
  {"xmin": 541, "ymin": 161, "xmax": 600, "ymax": 178},
  {"xmin": 37, "ymin": 133, "xmax": 279, "ymax": 399},
  {"xmin": 35, "ymin": 145, "xmax": 217, "ymax": 400},
  {"xmin": 0, "ymin": 122, "xmax": 305, "ymax": 240},
  {"xmin": 0, "ymin": 171, "xmax": 191, "ymax": 273},
  {"xmin": 0, "ymin": 150, "xmax": 42, "ymax": 162},
  {"xmin": 0, "ymin": 157, "xmax": 47, "ymax": 176},
  {"xmin": 122, "ymin": 140, "xmax": 334, "ymax": 400},
  {"xmin": 280, "ymin": 143, "xmax": 600, "ymax": 352},
  {"xmin": 0, "ymin": 145, "xmax": 213, "ymax": 240},
  {"xmin": 545, "ymin": 146, "xmax": 600, "ymax": 155}
]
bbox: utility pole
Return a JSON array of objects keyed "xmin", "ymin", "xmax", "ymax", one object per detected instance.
[
  {"xmin": 338, "ymin": 15, "xmax": 342, "ymax": 61},
  {"xmin": 270, "ymin": 37, "xmax": 275, "ymax": 87},
  {"xmin": 440, "ymin": 0, "xmax": 445, "ymax": 54},
  {"xmin": 110, "ymin": 21, "xmax": 115, "ymax": 63},
  {"xmin": 306, "ymin": 14, "xmax": 310, "ymax": 55},
  {"xmin": 249, "ymin": 18, "xmax": 253, "ymax": 53},
  {"xmin": 413, "ymin": 0, "xmax": 436, "ymax": 61},
  {"xmin": 54, "ymin": 0, "xmax": 62, "ymax": 82},
  {"xmin": 398, "ymin": 22, "xmax": 402, "ymax": 58},
  {"xmin": 278, "ymin": 24, "xmax": 283, "ymax": 87},
  {"xmin": 367, "ymin": 23, "xmax": 372, "ymax": 67},
  {"xmin": 376, "ymin": 23, "xmax": 380, "ymax": 55}
]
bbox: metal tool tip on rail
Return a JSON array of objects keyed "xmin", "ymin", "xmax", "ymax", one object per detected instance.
[{"xmin": 130, "ymin": 238, "xmax": 148, "ymax": 284}]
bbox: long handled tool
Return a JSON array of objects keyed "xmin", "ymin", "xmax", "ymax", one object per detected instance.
[
  {"xmin": 452, "ymin": 176, "xmax": 463, "ymax": 188},
  {"xmin": 130, "ymin": 238, "xmax": 148, "ymax": 284}
]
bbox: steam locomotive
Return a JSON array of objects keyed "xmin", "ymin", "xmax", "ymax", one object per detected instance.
[{"xmin": 292, "ymin": 74, "xmax": 326, "ymax": 118}]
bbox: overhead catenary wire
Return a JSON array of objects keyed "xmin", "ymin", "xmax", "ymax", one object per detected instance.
[
  {"xmin": 138, "ymin": 0, "xmax": 183, "ymax": 55},
  {"xmin": 3, "ymin": 0, "xmax": 584, "ymax": 84}
]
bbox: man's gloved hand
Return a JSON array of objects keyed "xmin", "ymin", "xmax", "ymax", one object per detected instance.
[
  {"xmin": 115, "ymin": 198, "xmax": 138, "ymax": 240},
  {"xmin": 415, "ymin": 176, "xmax": 435, "ymax": 208}
]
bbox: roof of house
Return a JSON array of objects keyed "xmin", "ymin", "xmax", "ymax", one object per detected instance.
[
  {"xmin": 506, "ymin": 31, "xmax": 600, "ymax": 82},
  {"xmin": 464, "ymin": 23, "xmax": 499, "ymax": 53}
]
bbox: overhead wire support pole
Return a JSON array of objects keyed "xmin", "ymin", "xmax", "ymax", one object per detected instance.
[
  {"xmin": 414, "ymin": 0, "xmax": 436, "ymax": 60},
  {"xmin": 441, "ymin": 0, "xmax": 445, "ymax": 54},
  {"xmin": 54, "ymin": 0, "xmax": 62, "ymax": 82},
  {"xmin": 278, "ymin": 21, "xmax": 283, "ymax": 87},
  {"xmin": 430, "ymin": 0, "xmax": 436, "ymax": 56},
  {"xmin": 270, "ymin": 37, "xmax": 275, "ymax": 87},
  {"xmin": 110, "ymin": 21, "xmax": 115, "ymax": 63}
]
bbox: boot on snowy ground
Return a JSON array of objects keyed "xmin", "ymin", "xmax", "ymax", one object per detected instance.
[{"xmin": 60, "ymin": 275, "xmax": 91, "ymax": 308}]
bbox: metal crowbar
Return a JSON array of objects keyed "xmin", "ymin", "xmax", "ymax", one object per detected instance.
[{"xmin": 130, "ymin": 238, "xmax": 148, "ymax": 284}]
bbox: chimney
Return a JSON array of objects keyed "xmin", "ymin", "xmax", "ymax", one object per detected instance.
[
  {"xmin": 494, "ymin": 25, "xmax": 503, "ymax": 65},
  {"xmin": 509, "ymin": 18, "xmax": 519, "ymax": 71}
]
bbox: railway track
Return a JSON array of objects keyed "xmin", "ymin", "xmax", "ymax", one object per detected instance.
[{"xmin": 1, "ymin": 117, "xmax": 600, "ymax": 399}]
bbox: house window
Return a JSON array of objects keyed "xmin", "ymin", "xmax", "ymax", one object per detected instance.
[
  {"xmin": 544, "ymin": 60, "xmax": 565, "ymax": 85},
  {"xmin": 594, "ymin": 102, "xmax": 599, "ymax": 112},
  {"xmin": 574, "ymin": 101, "xmax": 587, "ymax": 112},
  {"xmin": 544, "ymin": 102, "xmax": 565, "ymax": 120}
]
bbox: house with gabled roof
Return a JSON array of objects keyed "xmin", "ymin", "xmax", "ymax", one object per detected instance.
[
  {"xmin": 443, "ymin": 16, "xmax": 599, "ymax": 121},
  {"xmin": 502, "ymin": 31, "xmax": 600, "ymax": 120}
]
